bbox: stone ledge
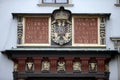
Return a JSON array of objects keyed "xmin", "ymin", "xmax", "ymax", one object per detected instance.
[
  {"xmin": 37, "ymin": 4, "xmax": 74, "ymax": 7},
  {"xmin": 114, "ymin": 4, "xmax": 120, "ymax": 7}
]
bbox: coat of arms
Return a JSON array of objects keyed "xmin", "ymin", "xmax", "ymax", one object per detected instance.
[{"xmin": 51, "ymin": 7, "xmax": 72, "ymax": 45}]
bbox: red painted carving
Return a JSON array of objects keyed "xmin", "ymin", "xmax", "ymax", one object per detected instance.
[
  {"xmin": 74, "ymin": 18, "xmax": 98, "ymax": 44},
  {"xmin": 25, "ymin": 17, "xmax": 49, "ymax": 44}
]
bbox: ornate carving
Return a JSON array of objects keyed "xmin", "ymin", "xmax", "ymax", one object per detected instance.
[
  {"xmin": 73, "ymin": 62, "xmax": 81, "ymax": 71},
  {"xmin": 100, "ymin": 17, "xmax": 106, "ymax": 45},
  {"xmin": 14, "ymin": 63, "xmax": 18, "ymax": 72},
  {"xmin": 26, "ymin": 62, "xmax": 34, "ymax": 72},
  {"xmin": 51, "ymin": 6, "xmax": 72, "ymax": 45},
  {"xmin": 57, "ymin": 61, "xmax": 66, "ymax": 71},
  {"xmin": 105, "ymin": 64, "xmax": 109, "ymax": 72},
  {"xmin": 89, "ymin": 62, "xmax": 97, "ymax": 72},
  {"xmin": 17, "ymin": 16, "xmax": 23, "ymax": 44},
  {"xmin": 41, "ymin": 61, "xmax": 50, "ymax": 71}
]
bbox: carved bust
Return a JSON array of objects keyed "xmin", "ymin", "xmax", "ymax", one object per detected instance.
[
  {"xmin": 26, "ymin": 62, "xmax": 34, "ymax": 71},
  {"xmin": 57, "ymin": 61, "xmax": 66, "ymax": 71},
  {"xmin": 41, "ymin": 61, "xmax": 50, "ymax": 71},
  {"xmin": 73, "ymin": 62, "xmax": 81, "ymax": 71}
]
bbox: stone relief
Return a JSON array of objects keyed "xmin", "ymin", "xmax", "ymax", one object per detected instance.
[
  {"xmin": 57, "ymin": 61, "xmax": 66, "ymax": 71},
  {"xmin": 41, "ymin": 61, "xmax": 50, "ymax": 71},
  {"xmin": 73, "ymin": 62, "xmax": 81, "ymax": 71},
  {"xmin": 51, "ymin": 6, "xmax": 72, "ymax": 45},
  {"xmin": 26, "ymin": 62, "xmax": 34, "ymax": 71}
]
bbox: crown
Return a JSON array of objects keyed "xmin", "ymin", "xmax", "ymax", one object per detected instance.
[
  {"xmin": 54, "ymin": 11, "xmax": 69, "ymax": 20},
  {"xmin": 52, "ymin": 6, "xmax": 71, "ymax": 20}
]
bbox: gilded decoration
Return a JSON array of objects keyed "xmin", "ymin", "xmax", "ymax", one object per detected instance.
[
  {"xmin": 89, "ymin": 62, "xmax": 97, "ymax": 72},
  {"xmin": 73, "ymin": 62, "xmax": 81, "ymax": 71},
  {"xmin": 57, "ymin": 60, "xmax": 66, "ymax": 71},
  {"xmin": 26, "ymin": 62, "xmax": 34, "ymax": 72},
  {"xmin": 14, "ymin": 63, "xmax": 18, "ymax": 72},
  {"xmin": 51, "ymin": 6, "xmax": 72, "ymax": 45},
  {"xmin": 41, "ymin": 61, "xmax": 50, "ymax": 71}
]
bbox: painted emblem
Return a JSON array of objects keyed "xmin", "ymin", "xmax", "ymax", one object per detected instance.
[{"xmin": 51, "ymin": 7, "xmax": 72, "ymax": 45}]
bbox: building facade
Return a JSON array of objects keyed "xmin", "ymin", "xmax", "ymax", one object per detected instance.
[{"xmin": 0, "ymin": 0, "xmax": 120, "ymax": 80}]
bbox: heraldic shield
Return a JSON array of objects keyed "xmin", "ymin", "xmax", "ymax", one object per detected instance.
[{"xmin": 51, "ymin": 6, "xmax": 72, "ymax": 46}]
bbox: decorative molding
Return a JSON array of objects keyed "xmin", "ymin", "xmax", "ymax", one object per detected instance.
[
  {"xmin": 37, "ymin": 0, "xmax": 74, "ymax": 7},
  {"xmin": 37, "ymin": 3, "xmax": 74, "ymax": 7},
  {"xmin": 17, "ymin": 16, "xmax": 23, "ymax": 44},
  {"xmin": 100, "ymin": 17, "xmax": 106, "ymax": 45},
  {"xmin": 110, "ymin": 37, "xmax": 120, "ymax": 52},
  {"xmin": 115, "ymin": 4, "xmax": 120, "ymax": 7},
  {"xmin": 115, "ymin": 0, "xmax": 120, "ymax": 7}
]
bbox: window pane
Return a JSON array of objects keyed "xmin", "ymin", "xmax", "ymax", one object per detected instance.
[
  {"xmin": 56, "ymin": 0, "xmax": 68, "ymax": 3},
  {"xmin": 43, "ymin": 0, "xmax": 55, "ymax": 3}
]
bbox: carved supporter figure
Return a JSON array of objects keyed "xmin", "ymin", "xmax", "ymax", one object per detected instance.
[
  {"xmin": 57, "ymin": 61, "xmax": 65, "ymax": 71},
  {"xmin": 26, "ymin": 62, "xmax": 34, "ymax": 71},
  {"xmin": 41, "ymin": 61, "xmax": 50, "ymax": 71},
  {"xmin": 73, "ymin": 62, "xmax": 81, "ymax": 71}
]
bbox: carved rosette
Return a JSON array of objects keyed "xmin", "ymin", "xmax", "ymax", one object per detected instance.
[{"xmin": 51, "ymin": 7, "xmax": 72, "ymax": 45}]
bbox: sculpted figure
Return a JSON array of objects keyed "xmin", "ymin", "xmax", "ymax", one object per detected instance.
[
  {"xmin": 73, "ymin": 62, "xmax": 81, "ymax": 71},
  {"xmin": 41, "ymin": 61, "xmax": 50, "ymax": 71},
  {"xmin": 57, "ymin": 61, "xmax": 65, "ymax": 71}
]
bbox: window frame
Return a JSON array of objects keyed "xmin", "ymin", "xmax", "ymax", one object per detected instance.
[
  {"xmin": 115, "ymin": 0, "xmax": 120, "ymax": 7},
  {"xmin": 42, "ymin": 0, "xmax": 69, "ymax": 4}
]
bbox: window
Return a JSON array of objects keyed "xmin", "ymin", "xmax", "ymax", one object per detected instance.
[
  {"xmin": 38, "ymin": 0, "xmax": 73, "ymax": 7},
  {"xmin": 115, "ymin": 0, "xmax": 120, "ymax": 7},
  {"xmin": 42, "ymin": 0, "xmax": 68, "ymax": 4},
  {"xmin": 117, "ymin": 0, "xmax": 120, "ymax": 3}
]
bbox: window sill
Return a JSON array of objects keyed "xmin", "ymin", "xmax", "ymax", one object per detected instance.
[
  {"xmin": 37, "ymin": 3, "xmax": 74, "ymax": 7},
  {"xmin": 115, "ymin": 4, "xmax": 120, "ymax": 7}
]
